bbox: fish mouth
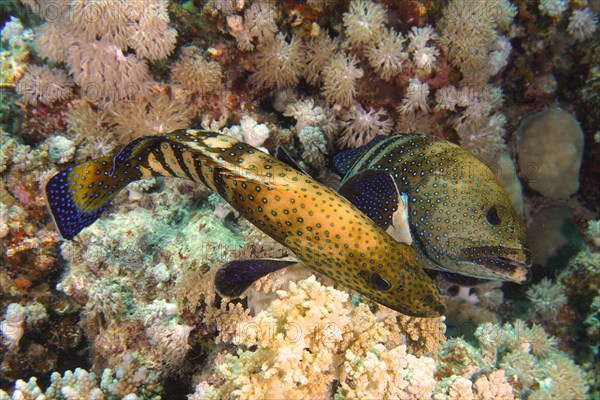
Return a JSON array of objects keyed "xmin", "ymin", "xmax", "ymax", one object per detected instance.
[
  {"xmin": 446, "ymin": 240, "xmax": 532, "ymax": 284},
  {"xmin": 466, "ymin": 254, "xmax": 531, "ymax": 283}
]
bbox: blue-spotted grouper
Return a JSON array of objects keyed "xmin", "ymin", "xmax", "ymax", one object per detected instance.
[
  {"xmin": 333, "ymin": 134, "xmax": 531, "ymax": 284},
  {"xmin": 45, "ymin": 130, "xmax": 445, "ymax": 317}
]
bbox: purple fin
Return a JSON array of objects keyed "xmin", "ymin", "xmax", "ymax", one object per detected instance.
[
  {"xmin": 332, "ymin": 135, "xmax": 388, "ymax": 175},
  {"xmin": 338, "ymin": 169, "xmax": 399, "ymax": 230},
  {"xmin": 46, "ymin": 133, "xmax": 187, "ymax": 240},
  {"xmin": 215, "ymin": 259, "xmax": 297, "ymax": 298},
  {"xmin": 45, "ymin": 157, "xmax": 126, "ymax": 240}
]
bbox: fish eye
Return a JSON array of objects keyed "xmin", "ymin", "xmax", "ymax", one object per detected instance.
[
  {"xmin": 486, "ymin": 206, "xmax": 501, "ymax": 226},
  {"xmin": 371, "ymin": 273, "xmax": 392, "ymax": 291}
]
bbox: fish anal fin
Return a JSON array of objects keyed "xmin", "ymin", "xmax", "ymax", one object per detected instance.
[
  {"xmin": 338, "ymin": 169, "xmax": 400, "ymax": 231},
  {"xmin": 215, "ymin": 259, "xmax": 297, "ymax": 298}
]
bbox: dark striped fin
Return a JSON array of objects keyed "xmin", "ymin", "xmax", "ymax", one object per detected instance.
[
  {"xmin": 45, "ymin": 133, "xmax": 204, "ymax": 240},
  {"xmin": 215, "ymin": 259, "xmax": 297, "ymax": 298},
  {"xmin": 332, "ymin": 135, "xmax": 389, "ymax": 175}
]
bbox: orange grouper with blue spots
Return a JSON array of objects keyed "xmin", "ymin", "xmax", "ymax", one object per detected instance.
[{"xmin": 45, "ymin": 130, "xmax": 445, "ymax": 317}]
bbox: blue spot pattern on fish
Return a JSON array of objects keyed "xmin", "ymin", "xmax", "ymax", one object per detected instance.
[{"xmin": 45, "ymin": 130, "xmax": 446, "ymax": 317}]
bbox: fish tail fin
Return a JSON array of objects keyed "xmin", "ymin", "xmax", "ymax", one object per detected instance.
[
  {"xmin": 45, "ymin": 157, "xmax": 131, "ymax": 239},
  {"xmin": 45, "ymin": 130, "xmax": 239, "ymax": 239},
  {"xmin": 45, "ymin": 135, "xmax": 179, "ymax": 239}
]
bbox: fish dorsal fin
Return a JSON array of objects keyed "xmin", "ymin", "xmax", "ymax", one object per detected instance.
[
  {"xmin": 215, "ymin": 259, "xmax": 298, "ymax": 298},
  {"xmin": 338, "ymin": 169, "xmax": 400, "ymax": 231},
  {"xmin": 332, "ymin": 135, "xmax": 389, "ymax": 175}
]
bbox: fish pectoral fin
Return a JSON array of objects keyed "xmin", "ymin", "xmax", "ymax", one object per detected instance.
[
  {"xmin": 215, "ymin": 259, "xmax": 298, "ymax": 298},
  {"xmin": 338, "ymin": 169, "xmax": 400, "ymax": 230}
]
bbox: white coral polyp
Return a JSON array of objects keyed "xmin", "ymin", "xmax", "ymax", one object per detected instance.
[
  {"xmin": 1, "ymin": 303, "xmax": 26, "ymax": 349},
  {"xmin": 568, "ymin": 7, "xmax": 598, "ymax": 41},
  {"xmin": 239, "ymin": 115, "xmax": 270, "ymax": 147},
  {"xmin": 337, "ymin": 104, "xmax": 393, "ymax": 148}
]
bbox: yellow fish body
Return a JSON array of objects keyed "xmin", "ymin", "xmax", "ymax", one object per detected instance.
[{"xmin": 45, "ymin": 130, "xmax": 444, "ymax": 317}]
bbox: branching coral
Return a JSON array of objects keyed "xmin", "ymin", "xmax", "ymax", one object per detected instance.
[
  {"xmin": 1, "ymin": 303, "xmax": 26, "ymax": 349},
  {"xmin": 0, "ymin": 353, "xmax": 161, "ymax": 399},
  {"xmin": 196, "ymin": 276, "xmax": 446, "ymax": 399},
  {"xmin": 338, "ymin": 344, "xmax": 437, "ymax": 399}
]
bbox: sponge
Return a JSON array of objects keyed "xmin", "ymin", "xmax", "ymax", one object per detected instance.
[{"xmin": 516, "ymin": 109, "xmax": 584, "ymax": 199}]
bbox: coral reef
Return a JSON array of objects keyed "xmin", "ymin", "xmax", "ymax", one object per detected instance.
[
  {"xmin": 1, "ymin": 0, "xmax": 598, "ymax": 398},
  {"xmin": 0, "ymin": 353, "xmax": 161, "ymax": 399}
]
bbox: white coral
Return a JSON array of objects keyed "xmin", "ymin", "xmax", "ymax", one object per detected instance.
[
  {"xmin": 342, "ymin": 0, "xmax": 387, "ymax": 47},
  {"xmin": 171, "ymin": 53, "xmax": 223, "ymax": 94},
  {"xmin": 68, "ymin": 42, "xmax": 149, "ymax": 103},
  {"xmin": 407, "ymin": 25, "xmax": 438, "ymax": 52},
  {"xmin": 526, "ymin": 277, "xmax": 568, "ymax": 319},
  {"xmin": 321, "ymin": 53, "xmax": 363, "ymax": 107},
  {"xmin": 435, "ymin": 86, "xmax": 459, "ymax": 111},
  {"xmin": 239, "ymin": 115, "xmax": 270, "ymax": 147},
  {"xmin": 284, "ymin": 98, "xmax": 336, "ymax": 136},
  {"xmin": 567, "ymin": 7, "xmax": 598, "ymax": 41},
  {"xmin": 413, "ymin": 46, "xmax": 440, "ymax": 75},
  {"xmin": 1, "ymin": 303, "xmax": 26, "ymax": 349},
  {"xmin": 304, "ymin": 31, "xmax": 339, "ymax": 85},
  {"xmin": 365, "ymin": 28, "xmax": 408, "ymax": 81},
  {"xmin": 337, "ymin": 104, "xmax": 393, "ymax": 148},
  {"xmin": 17, "ymin": 65, "xmax": 73, "ymax": 106},
  {"xmin": 250, "ymin": 33, "xmax": 305, "ymax": 89},
  {"xmin": 398, "ymin": 79, "xmax": 430, "ymax": 114},
  {"xmin": 539, "ymin": 0, "xmax": 567, "ymax": 17}
]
